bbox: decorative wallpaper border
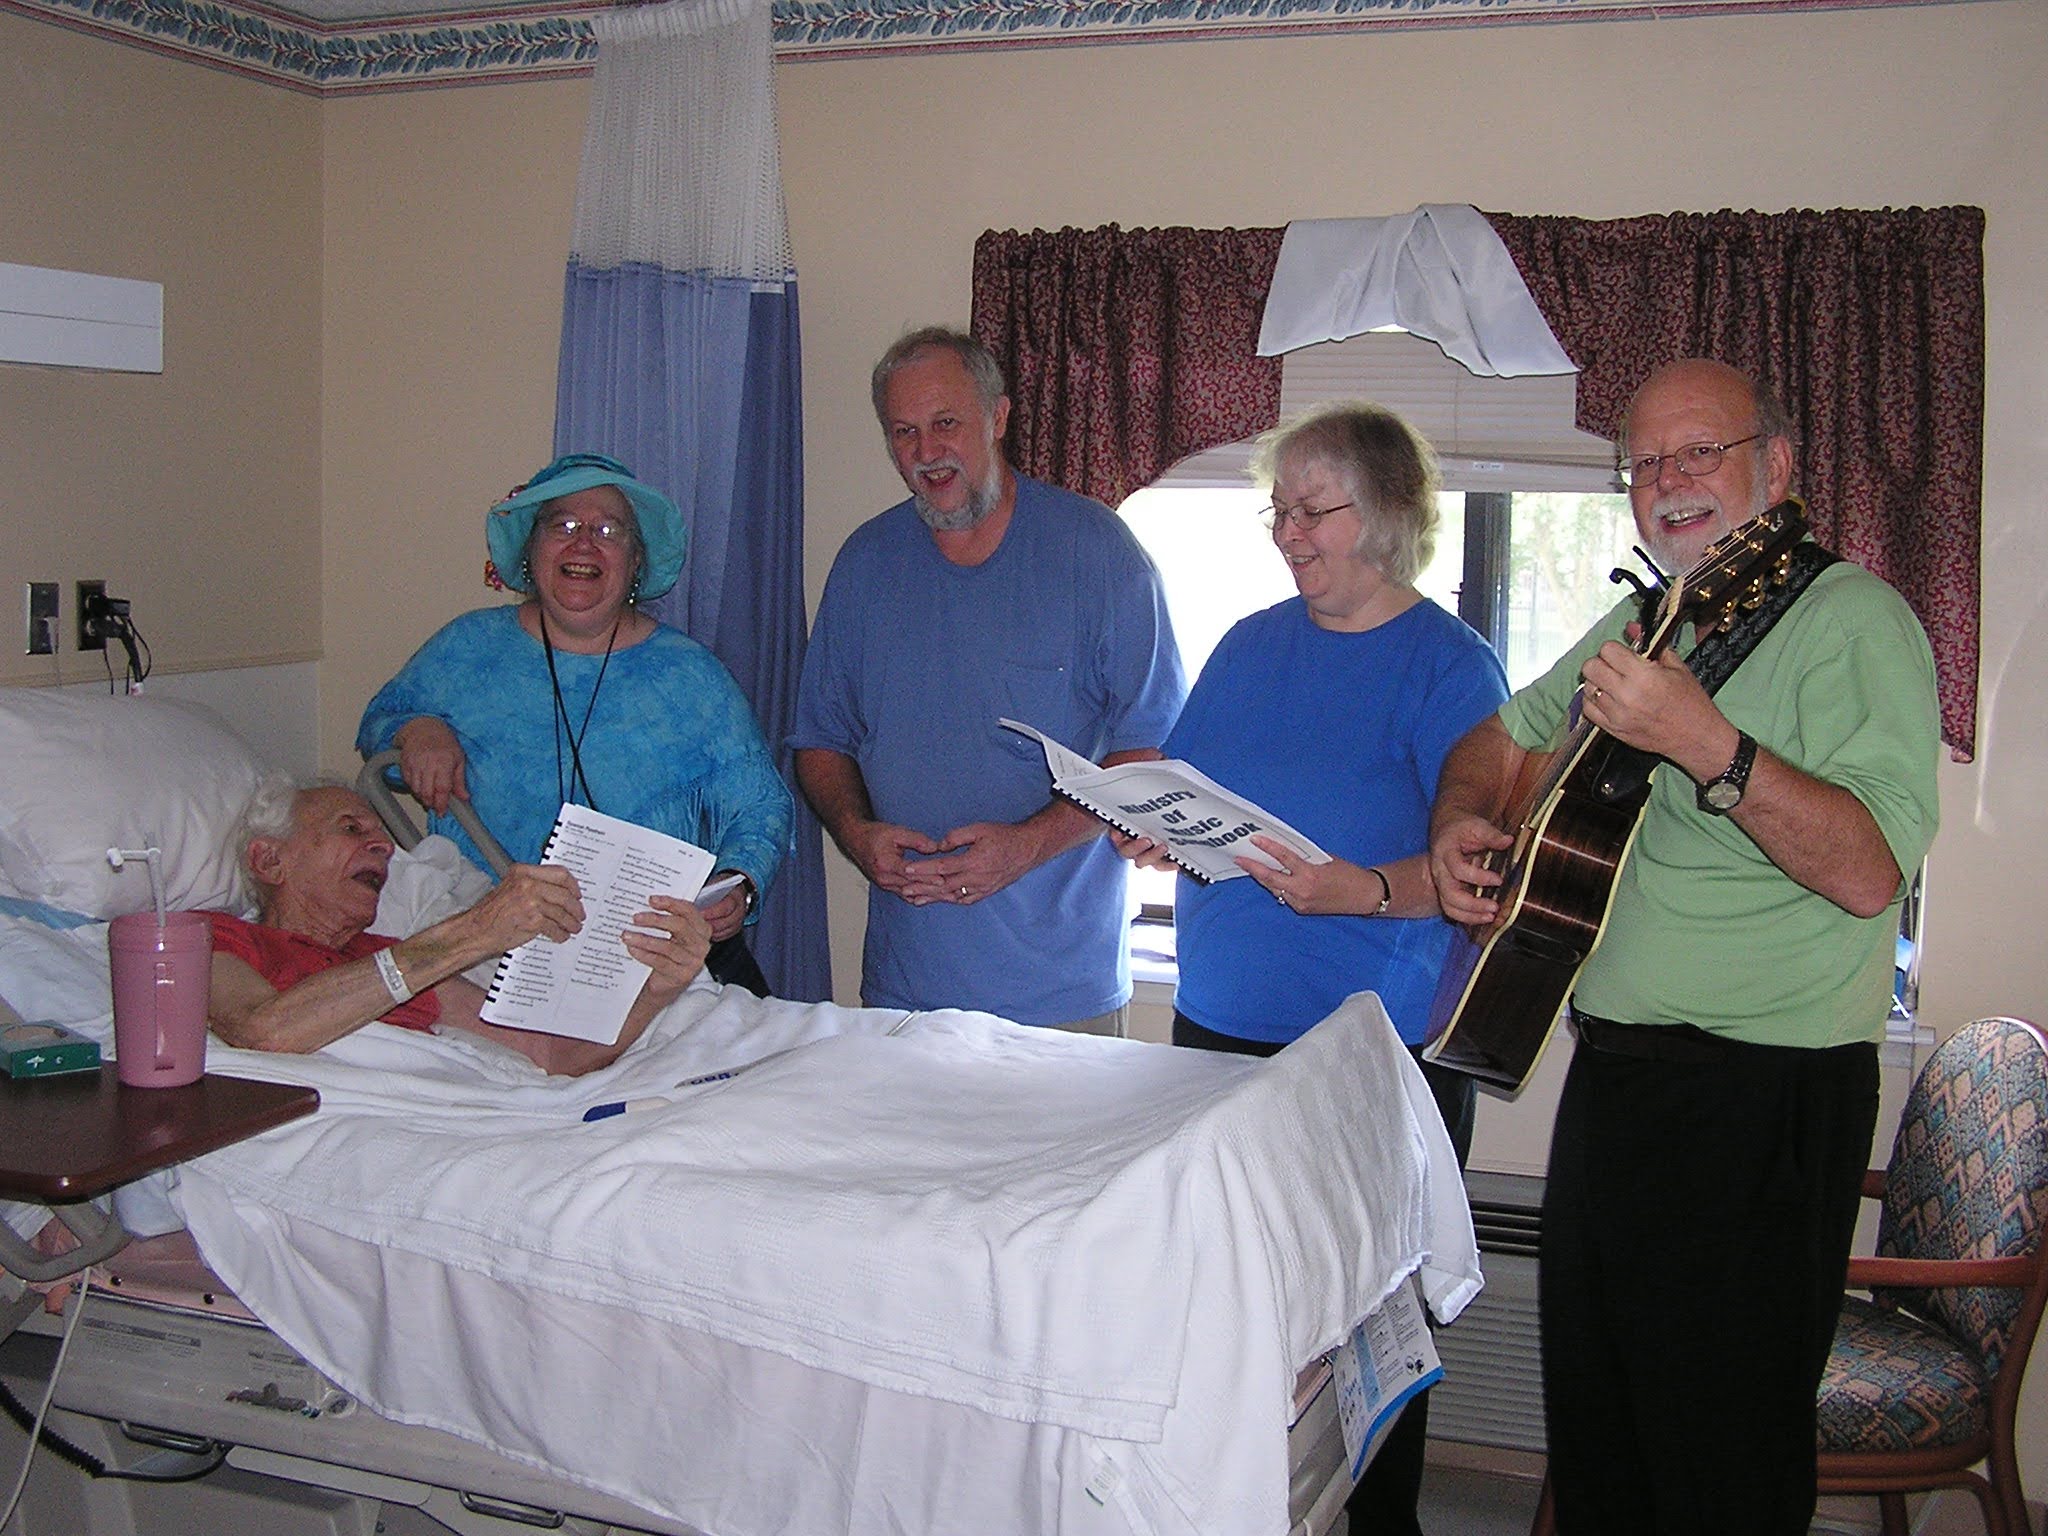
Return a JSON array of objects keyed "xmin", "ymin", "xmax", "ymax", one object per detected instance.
[{"xmin": 0, "ymin": 0, "xmax": 1973, "ymax": 92}]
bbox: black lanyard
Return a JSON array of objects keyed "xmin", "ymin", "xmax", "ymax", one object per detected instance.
[{"xmin": 537, "ymin": 608, "xmax": 619, "ymax": 814}]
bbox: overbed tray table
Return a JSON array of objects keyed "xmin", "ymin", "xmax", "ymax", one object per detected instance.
[{"xmin": 0, "ymin": 1069, "xmax": 319, "ymax": 1312}]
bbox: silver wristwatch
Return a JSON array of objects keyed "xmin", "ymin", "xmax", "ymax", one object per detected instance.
[{"xmin": 1696, "ymin": 732, "xmax": 1758, "ymax": 815}]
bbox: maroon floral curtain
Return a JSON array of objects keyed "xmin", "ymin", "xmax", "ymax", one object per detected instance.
[
  {"xmin": 969, "ymin": 225, "xmax": 1285, "ymax": 509},
  {"xmin": 1485, "ymin": 207, "xmax": 1984, "ymax": 759}
]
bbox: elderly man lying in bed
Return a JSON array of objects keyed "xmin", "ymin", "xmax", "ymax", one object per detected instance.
[{"xmin": 206, "ymin": 778, "xmax": 710, "ymax": 1075}]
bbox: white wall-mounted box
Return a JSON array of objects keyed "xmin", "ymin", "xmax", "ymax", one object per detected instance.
[{"xmin": 0, "ymin": 262, "xmax": 163, "ymax": 373}]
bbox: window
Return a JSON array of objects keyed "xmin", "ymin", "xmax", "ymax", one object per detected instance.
[{"xmin": 1119, "ymin": 331, "xmax": 1636, "ymax": 930}]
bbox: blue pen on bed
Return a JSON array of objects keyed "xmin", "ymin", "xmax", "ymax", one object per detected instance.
[
  {"xmin": 584, "ymin": 1027, "xmax": 914, "ymax": 1122},
  {"xmin": 582, "ymin": 1066, "xmax": 746, "ymax": 1120},
  {"xmin": 582, "ymin": 1097, "xmax": 671, "ymax": 1122}
]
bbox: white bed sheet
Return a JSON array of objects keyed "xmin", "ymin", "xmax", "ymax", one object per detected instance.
[{"xmin": 1, "ymin": 885, "xmax": 1481, "ymax": 1536}]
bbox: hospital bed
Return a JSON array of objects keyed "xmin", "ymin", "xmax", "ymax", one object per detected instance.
[{"xmin": 0, "ymin": 686, "xmax": 1481, "ymax": 1536}]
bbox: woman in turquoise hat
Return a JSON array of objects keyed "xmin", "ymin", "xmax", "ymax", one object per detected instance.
[{"xmin": 357, "ymin": 452, "xmax": 791, "ymax": 993}]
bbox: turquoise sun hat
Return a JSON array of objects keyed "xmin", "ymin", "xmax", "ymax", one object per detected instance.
[{"xmin": 487, "ymin": 452, "xmax": 689, "ymax": 601}]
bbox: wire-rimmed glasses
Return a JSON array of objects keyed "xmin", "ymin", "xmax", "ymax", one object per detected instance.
[
  {"xmin": 1260, "ymin": 500, "xmax": 1356, "ymax": 533},
  {"xmin": 1619, "ymin": 434, "xmax": 1764, "ymax": 488},
  {"xmin": 536, "ymin": 511, "xmax": 633, "ymax": 544}
]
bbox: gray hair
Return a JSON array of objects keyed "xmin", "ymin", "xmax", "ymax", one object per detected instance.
[
  {"xmin": 231, "ymin": 773, "xmax": 354, "ymax": 912},
  {"xmin": 1752, "ymin": 380, "xmax": 1796, "ymax": 449},
  {"xmin": 1250, "ymin": 402, "xmax": 1441, "ymax": 586},
  {"xmin": 870, "ymin": 326, "xmax": 1008, "ymax": 427}
]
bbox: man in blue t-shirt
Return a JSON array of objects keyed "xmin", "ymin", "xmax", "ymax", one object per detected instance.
[{"xmin": 792, "ymin": 328, "xmax": 1185, "ymax": 1032}]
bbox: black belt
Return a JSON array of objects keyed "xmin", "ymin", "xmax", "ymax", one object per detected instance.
[{"xmin": 1570, "ymin": 1011, "xmax": 1741, "ymax": 1064}]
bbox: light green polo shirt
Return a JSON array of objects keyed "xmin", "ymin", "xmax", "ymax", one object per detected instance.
[{"xmin": 1496, "ymin": 560, "xmax": 1940, "ymax": 1047}]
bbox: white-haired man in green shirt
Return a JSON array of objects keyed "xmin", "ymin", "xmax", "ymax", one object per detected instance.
[{"xmin": 1427, "ymin": 358, "xmax": 1940, "ymax": 1536}]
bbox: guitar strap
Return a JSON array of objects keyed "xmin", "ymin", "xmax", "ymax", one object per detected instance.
[{"xmin": 1591, "ymin": 541, "xmax": 1842, "ymax": 805}]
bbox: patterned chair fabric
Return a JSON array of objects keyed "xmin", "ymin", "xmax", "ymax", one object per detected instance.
[
  {"xmin": 1818, "ymin": 1294, "xmax": 1989, "ymax": 1452},
  {"xmin": 1818, "ymin": 1015, "xmax": 2039, "ymax": 1474},
  {"xmin": 1875, "ymin": 1017, "xmax": 2048, "ymax": 1377}
]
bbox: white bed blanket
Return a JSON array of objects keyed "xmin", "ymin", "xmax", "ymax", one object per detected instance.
[
  {"xmin": 1, "ymin": 892, "xmax": 1480, "ymax": 1535},
  {"xmin": 168, "ymin": 988, "xmax": 1475, "ymax": 1534}
]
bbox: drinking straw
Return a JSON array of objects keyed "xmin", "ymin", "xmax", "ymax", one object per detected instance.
[{"xmin": 106, "ymin": 846, "xmax": 168, "ymax": 928}]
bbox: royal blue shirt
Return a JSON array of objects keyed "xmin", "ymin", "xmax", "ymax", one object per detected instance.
[{"xmin": 1166, "ymin": 597, "xmax": 1508, "ymax": 1045}]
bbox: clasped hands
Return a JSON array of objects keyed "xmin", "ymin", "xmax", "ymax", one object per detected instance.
[{"xmin": 848, "ymin": 817, "xmax": 1045, "ymax": 907}]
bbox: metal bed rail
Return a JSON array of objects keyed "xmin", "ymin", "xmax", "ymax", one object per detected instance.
[{"xmin": 355, "ymin": 751, "xmax": 514, "ymax": 878}]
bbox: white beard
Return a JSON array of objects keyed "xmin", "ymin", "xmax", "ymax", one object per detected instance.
[
  {"xmin": 912, "ymin": 456, "xmax": 1003, "ymax": 533},
  {"xmin": 1647, "ymin": 472, "xmax": 1772, "ymax": 571}
]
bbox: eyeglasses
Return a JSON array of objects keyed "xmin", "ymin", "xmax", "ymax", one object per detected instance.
[
  {"xmin": 1260, "ymin": 500, "xmax": 1356, "ymax": 533},
  {"xmin": 537, "ymin": 512, "xmax": 633, "ymax": 544},
  {"xmin": 1619, "ymin": 434, "xmax": 1764, "ymax": 488}
]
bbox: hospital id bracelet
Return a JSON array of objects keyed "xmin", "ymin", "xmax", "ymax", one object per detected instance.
[{"xmin": 374, "ymin": 946, "xmax": 414, "ymax": 1006}]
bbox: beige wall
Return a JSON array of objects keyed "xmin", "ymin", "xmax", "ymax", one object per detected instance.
[
  {"xmin": 318, "ymin": 82, "xmax": 582, "ymax": 744},
  {"xmin": 0, "ymin": 14, "xmax": 322, "ymax": 688},
  {"xmin": 10, "ymin": 0, "xmax": 2047, "ymax": 1490}
]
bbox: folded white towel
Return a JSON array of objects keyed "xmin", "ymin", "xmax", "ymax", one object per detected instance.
[{"xmin": 1259, "ymin": 203, "xmax": 1574, "ymax": 377}]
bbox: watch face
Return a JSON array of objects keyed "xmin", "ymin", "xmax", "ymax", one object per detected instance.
[{"xmin": 1704, "ymin": 779, "xmax": 1744, "ymax": 812}]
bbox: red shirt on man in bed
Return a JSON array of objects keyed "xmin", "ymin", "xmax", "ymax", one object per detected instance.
[{"xmin": 205, "ymin": 912, "xmax": 442, "ymax": 1032}]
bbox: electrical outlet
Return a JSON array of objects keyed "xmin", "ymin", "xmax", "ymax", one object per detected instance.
[
  {"xmin": 25, "ymin": 582, "xmax": 58, "ymax": 655},
  {"xmin": 77, "ymin": 580, "xmax": 107, "ymax": 651}
]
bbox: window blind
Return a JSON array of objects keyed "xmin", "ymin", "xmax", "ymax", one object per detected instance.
[{"xmin": 1149, "ymin": 330, "xmax": 1621, "ymax": 497}]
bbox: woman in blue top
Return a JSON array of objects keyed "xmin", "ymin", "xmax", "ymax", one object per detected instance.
[
  {"xmin": 1119, "ymin": 403, "xmax": 1507, "ymax": 1536},
  {"xmin": 357, "ymin": 453, "xmax": 792, "ymax": 994}
]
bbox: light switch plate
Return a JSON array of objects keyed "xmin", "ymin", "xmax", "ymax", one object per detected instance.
[{"xmin": 25, "ymin": 581, "xmax": 57, "ymax": 655}]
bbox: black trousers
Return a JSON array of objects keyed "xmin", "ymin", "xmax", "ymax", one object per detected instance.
[
  {"xmin": 1171, "ymin": 1012, "xmax": 1476, "ymax": 1536},
  {"xmin": 1541, "ymin": 1021, "xmax": 1878, "ymax": 1535}
]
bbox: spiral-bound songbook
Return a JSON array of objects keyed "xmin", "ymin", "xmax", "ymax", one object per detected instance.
[
  {"xmin": 479, "ymin": 803, "xmax": 716, "ymax": 1044},
  {"xmin": 999, "ymin": 719, "xmax": 1332, "ymax": 885}
]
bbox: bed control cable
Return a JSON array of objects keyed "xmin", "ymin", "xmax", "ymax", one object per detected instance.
[{"xmin": 1, "ymin": 1270, "xmax": 227, "ymax": 1522}]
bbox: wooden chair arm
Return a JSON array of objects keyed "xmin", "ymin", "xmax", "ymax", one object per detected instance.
[{"xmin": 1847, "ymin": 1253, "xmax": 2036, "ymax": 1290}]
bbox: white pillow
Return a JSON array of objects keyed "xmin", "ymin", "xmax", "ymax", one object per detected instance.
[
  {"xmin": 368, "ymin": 833, "xmax": 496, "ymax": 942},
  {"xmin": 0, "ymin": 689, "xmax": 268, "ymax": 920}
]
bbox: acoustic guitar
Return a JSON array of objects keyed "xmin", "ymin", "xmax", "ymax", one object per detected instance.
[{"xmin": 1422, "ymin": 499, "xmax": 1812, "ymax": 1093}]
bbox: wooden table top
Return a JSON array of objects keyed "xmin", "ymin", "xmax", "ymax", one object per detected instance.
[{"xmin": 0, "ymin": 1068, "xmax": 319, "ymax": 1203}]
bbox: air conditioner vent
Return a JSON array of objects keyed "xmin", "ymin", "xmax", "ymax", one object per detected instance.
[
  {"xmin": 1469, "ymin": 1200, "xmax": 1541, "ymax": 1258},
  {"xmin": 1434, "ymin": 1170, "xmax": 1546, "ymax": 1453}
]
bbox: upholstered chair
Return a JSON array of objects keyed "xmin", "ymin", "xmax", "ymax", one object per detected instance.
[{"xmin": 1813, "ymin": 1015, "xmax": 2048, "ymax": 1536}]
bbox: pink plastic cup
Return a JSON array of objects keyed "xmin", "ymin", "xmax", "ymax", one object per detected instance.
[{"xmin": 108, "ymin": 911, "xmax": 212, "ymax": 1088}]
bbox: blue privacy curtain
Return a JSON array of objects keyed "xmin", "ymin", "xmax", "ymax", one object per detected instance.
[{"xmin": 555, "ymin": 0, "xmax": 829, "ymax": 1000}]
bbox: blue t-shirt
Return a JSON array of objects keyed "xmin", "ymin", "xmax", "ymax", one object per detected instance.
[
  {"xmin": 1166, "ymin": 597, "xmax": 1509, "ymax": 1045},
  {"xmin": 790, "ymin": 476, "xmax": 1186, "ymax": 1023},
  {"xmin": 358, "ymin": 606, "xmax": 793, "ymax": 901}
]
